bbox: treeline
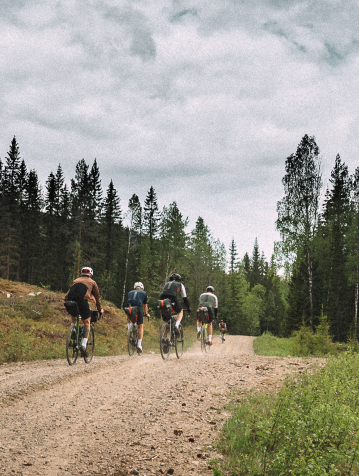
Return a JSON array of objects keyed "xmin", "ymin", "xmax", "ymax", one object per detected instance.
[
  {"xmin": 0, "ymin": 136, "xmax": 287, "ymax": 335},
  {"xmin": 276, "ymin": 134, "xmax": 359, "ymax": 341}
]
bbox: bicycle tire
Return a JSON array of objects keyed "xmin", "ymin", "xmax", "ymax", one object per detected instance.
[
  {"xmin": 84, "ymin": 325, "xmax": 95, "ymax": 363},
  {"xmin": 160, "ymin": 322, "xmax": 171, "ymax": 361},
  {"xmin": 201, "ymin": 324, "xmax": 209, "ymax": 353},
  {"xmin": 66, "ymin": 324, "xmax": 78, "ymax": 366},
  {"xmin": 128, "ymin": 325, "xmax": 137, "ymax": 356},
  {"xmin": 175, "ymin": 323, "xmax": 184, "ymax": 359}
]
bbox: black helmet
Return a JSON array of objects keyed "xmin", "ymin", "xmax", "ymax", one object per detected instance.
[
  {"xmin": 170, "ymin": 273, "xmax": 181, "ymax": 282},
  {"xmin": 207, "ymin": 286, "xmax": 215, "ymax": 293}
]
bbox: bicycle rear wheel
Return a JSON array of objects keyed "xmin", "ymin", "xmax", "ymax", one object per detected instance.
[
  {"xmin": 175, "ymin": 323, "xmax": 184, "ymax": 359},
  {"xmin": 84, "ymin": 325, "xmax": 95, "ymax": 363},
  {"xmin": 66, "ymin": 324, "xmax": 78, "ymax": 366},
  {"xmin": 201, "ymin": 324, "xmax": 209, "ymax": 353},
  {"xmin": 128, "ymin": 325, "xmax": 137, "ymax": 356},
  {"xmin": 160, "ymin": 322, "xmax": 171, "ymax": 361}
]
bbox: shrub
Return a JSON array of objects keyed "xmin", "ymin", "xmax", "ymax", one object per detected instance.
[{"xmin": 218, "ymin": 352, "xmax": 359, "ymax": 475}]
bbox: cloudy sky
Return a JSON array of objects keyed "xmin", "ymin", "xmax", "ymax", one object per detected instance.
[{"xmin": 1, "ymin": 0, "xmax": 359, "ymax": 261}]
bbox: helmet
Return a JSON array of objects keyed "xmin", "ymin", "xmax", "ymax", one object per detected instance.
[
  {"xmin": 81, "ymin": 267, "xmax": 93, "ymax": 277},
  {"xmin": 134, "ymin": 282, "xmax": 144, "ymax": 290},
  {"xmin": 207, "ymin": 286, "xmax": 215, "ymax": 293},
  {"xmin": 220, "ymin": 319, "xmax": 224, "ymax": 322},
  {"xmin": 170, "ymin": 273, "xmax": 181, "ymax": 282}
]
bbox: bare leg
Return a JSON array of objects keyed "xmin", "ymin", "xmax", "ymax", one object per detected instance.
[
  {"xmin": 138, "ymin": 324, "xmax": 144, "ymax": 339},
  {"xmin": 176, "ymin": 310, "xmax": 183, "ymax": 323}
]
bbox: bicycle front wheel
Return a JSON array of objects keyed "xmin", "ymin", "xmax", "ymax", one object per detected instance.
[
  {"xmin": 201, "ymin": 325, "xmax": 209, "ymax": 353},
  {"xmin": 175, "ymin": 324, "xmax": 184, "ymax": 359},
  {"xmin": 160, "ymin": 322, "xmax": 171, "ymax": 361},
  {"xmin": 128, "ymin": 325, "xmax": 137, "ymax": 356},
  {"xmin": 66, "ymin": 324, "xmax": 78, "ymax": 366},
  {"xmin": 84, "ymin": 325, "xmax": 95, "ymax": 363}
]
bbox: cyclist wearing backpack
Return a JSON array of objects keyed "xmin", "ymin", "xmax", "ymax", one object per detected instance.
[
  {"xmin": 65, "ymin": 267, "xmax": 104, "ymax": 357},
  {"xmin": 159, "ymin": 273, "xmax": 191, "ymax": 335},
  {"xmin": 126, "ymin": 282, "xmax": 150, "ymax": 354},
  {"xmin": 197, "ymin": 286, "xmax": 218, "ymax": 345},
  {"xmin": 219, "ymin": 319, "xmax": 227, "ymax": 341}
]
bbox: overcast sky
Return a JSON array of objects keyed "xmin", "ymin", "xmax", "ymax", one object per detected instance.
[{"xmin": 1, "ymin": 0, "xmax": 359, "ymax": 262}]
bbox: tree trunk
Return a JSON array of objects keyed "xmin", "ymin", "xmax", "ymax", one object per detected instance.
[
  {"xmin": 307, "ymin": 249, "xmax": 313, "ymax": 328},
  {"xmin": 121, "ymin": 227, "xmax": 131, "ymax": 309},
  {"xmin": 355, "ymin": 265, "xmax": 358, "ymax": 337}
]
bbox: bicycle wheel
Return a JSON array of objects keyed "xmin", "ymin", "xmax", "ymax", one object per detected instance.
[
  {"xmin": 160, "ymin": 322, "xmax": 171, "ymax": 361},
  {"xmin": 128, "ymin": 325, "xmax": 137, "ymax": 356},
  {"xmin": 66, "ymin": 324, "xmax": 78, "ymax": 366},
  {"xmin": 84, "ymin": 325, "xmax": 95, "ymax": 363},
  {"xmin": 201, "ymin": 324, "xmax": 209, "ymax": 353},
  {"xmin": 175, "ymin": 323, "xmax": 184, "ymax": 359}
]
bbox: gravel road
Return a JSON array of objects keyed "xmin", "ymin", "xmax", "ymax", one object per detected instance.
[{"xmin": 0, "ymin": 335, "xmax": 322, "ymax": 476}]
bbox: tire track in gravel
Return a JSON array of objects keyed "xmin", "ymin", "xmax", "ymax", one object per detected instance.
[{"xmin": 0, "ymin": 336, "xmax": 323, "ymax": 476}]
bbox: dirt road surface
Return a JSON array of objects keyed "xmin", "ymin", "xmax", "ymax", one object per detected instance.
[{"xmin": 0, "ymin": 335, "xmax": 321, "ymax": 476}]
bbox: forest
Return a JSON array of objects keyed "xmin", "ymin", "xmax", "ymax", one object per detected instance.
[{"xmin": 0, "ymin": 134, "xmax": 358, "ymax": 341}]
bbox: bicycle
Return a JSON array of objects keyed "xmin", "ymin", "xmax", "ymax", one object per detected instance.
[
  {"xmin": 220, "ymin": 332, "xmax": 225, "ymax": 343},
  {"xmin": 124, "ymin": 306, "xmax": 149, "ymax": 356},
  {"xmin": 197, "ymin": 307, "xmax": 211, "ymax": 353},
  {"xmin": 64, "ymin": 301, "xmax": 99, "ymax": 366},
  {"xmin": 157, "ymin": 299, "xmax": 187, "ymax": 361}
]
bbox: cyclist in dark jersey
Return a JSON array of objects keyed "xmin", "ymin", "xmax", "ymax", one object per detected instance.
[
  {"xmin": 126, "ymin": 282, "xmax": 150, "ymax": 354},
  {"xmin": 65, "ymin": 267, "xmax": 104, "ymax": 357},
  {"xmin": 197, "ymin": 286, "xmax": 218, "ymax": 345},
  {"xmin": 219, "ymin": 319, "xmax": 227, "ymax": 341},
  {"xmin": 159, "ymin": 273, "xmax": 191, "ymax": 335}
]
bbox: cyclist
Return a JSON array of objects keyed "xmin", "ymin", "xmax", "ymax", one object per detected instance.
[
  {"xmin": 65, "ymin": 267, "xmax": 104, "ymax": 357},
  {"xmin": 219, "ymin": 319, "xmax": 227, "ymax": 341},
  {"xmin": 197, "ymin": 286, "xmax": 218, "ymax": 345},
  {"xmin": 159, "ymin": 273, "xmax": 191, "ymax": 335},
  {"xmin": 126, "ymin": 282, "xmax": 150, "ymax": 354}
]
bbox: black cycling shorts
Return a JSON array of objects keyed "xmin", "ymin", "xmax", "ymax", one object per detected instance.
[
  {"xmin": 160, "ymin": 294, "xmax": 182, "ymax": 313},
  {"xmin": 136, "ymin": 309, "xmax": 144, "ymax": 325},
  {"xmin": 77, "ymin": 299, "xmax": 91, "ymax": 320}
]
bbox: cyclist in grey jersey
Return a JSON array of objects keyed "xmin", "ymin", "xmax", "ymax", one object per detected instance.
[{"xmin": 197, "ymin": 286, "xmax": 218, "ymax": 345}]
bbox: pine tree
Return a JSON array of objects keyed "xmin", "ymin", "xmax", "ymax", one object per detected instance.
[{"xmin": 320, "ymin": 154, "xmax": 351, "ymax": 340}]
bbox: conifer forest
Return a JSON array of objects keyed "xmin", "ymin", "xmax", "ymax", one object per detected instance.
[{"xmin": 0, "ymin": 134, "xmax": 358, "ymax": 342}]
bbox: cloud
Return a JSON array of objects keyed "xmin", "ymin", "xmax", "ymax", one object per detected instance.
[{"xmin": 1, "ymin": 0, "xmax": 359, "ymax": 260}]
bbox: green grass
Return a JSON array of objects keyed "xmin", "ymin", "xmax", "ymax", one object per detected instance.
[
  {"xmin": 215, "ymin": 352, "xmax": 359, "ymax": 475},
  {"xmin": 0, "ymin": 279, "xmax": 197, "ymax": 363},
  {"xmin": 254, "ymin": 333, "xmax": 296, "ymax": 357}
]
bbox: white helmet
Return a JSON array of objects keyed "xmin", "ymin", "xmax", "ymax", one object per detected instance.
[
  {"xmin": 81, "ymin": 267, "xmax": 93, "ymax": 277},
  {"xmin": 134, "ymin": 282, "xmax": 144, "ymax": 290}
]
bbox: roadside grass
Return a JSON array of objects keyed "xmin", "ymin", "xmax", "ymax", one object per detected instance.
[
  {"xmin": 254, "ymin": 315, "xmax": 346, "ymax": 358},
  {"xmin": 213, "ymin": 352, "xmax": 359, "ymax": 475},
  {"xmin": 253, "ymin": 333, "xmax": 296, "ymax": 357},
  {"xmin": 0, "ymin": 278, "xmax": 196, "ymax": 363}
]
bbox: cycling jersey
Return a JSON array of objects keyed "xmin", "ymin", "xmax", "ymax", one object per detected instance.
[
  {"xmin": 198, "ymin": 292, "xmax": 218, "ymax": 311},
  {"xmin": 65, "ymin": 276, "xmax": 102, "ymax": 314},
  {"xmin": 160, "ymin": 282, "xmax": 188, "ymax": 313},
  {"xmin": 127, "ymin": 290, "xmax": 148, "ymax": 307}
]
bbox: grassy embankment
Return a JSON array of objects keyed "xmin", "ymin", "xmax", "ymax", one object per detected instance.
[
  {"xmin": 212, "ymin": 329, "xmax": 359, "ymax": 475},
  {"xmin": 0, "ymin": 278, "xmax": 197, "ymax": 363}
]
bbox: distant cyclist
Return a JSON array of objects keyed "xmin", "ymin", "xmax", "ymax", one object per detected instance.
[
  {"xmin": 65, "ymin": 267, "xmax": 104, "ymax": 357},
  {"xmin": 126, "ymin": 282, "xmax": 150, "ymax": 354},
  {"xmin": 197, "ymin": 286, "xmax": 218, "ymax": 346},
  {"xmin": 159, "ymin": 273, "xmax": 191, "ymax": 335},
  {"xmin": 219, "ymin": 319, "xmax": 227, "ymax": 341}
]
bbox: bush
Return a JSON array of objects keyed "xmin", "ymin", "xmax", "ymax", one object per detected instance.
[
  {"xmin": 293, "ymin": 314, "xmax": 333, "ymax": 356},
  {"xmin": 217, "ymin": 352, "xmax": 359, "ymax": 475}
]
